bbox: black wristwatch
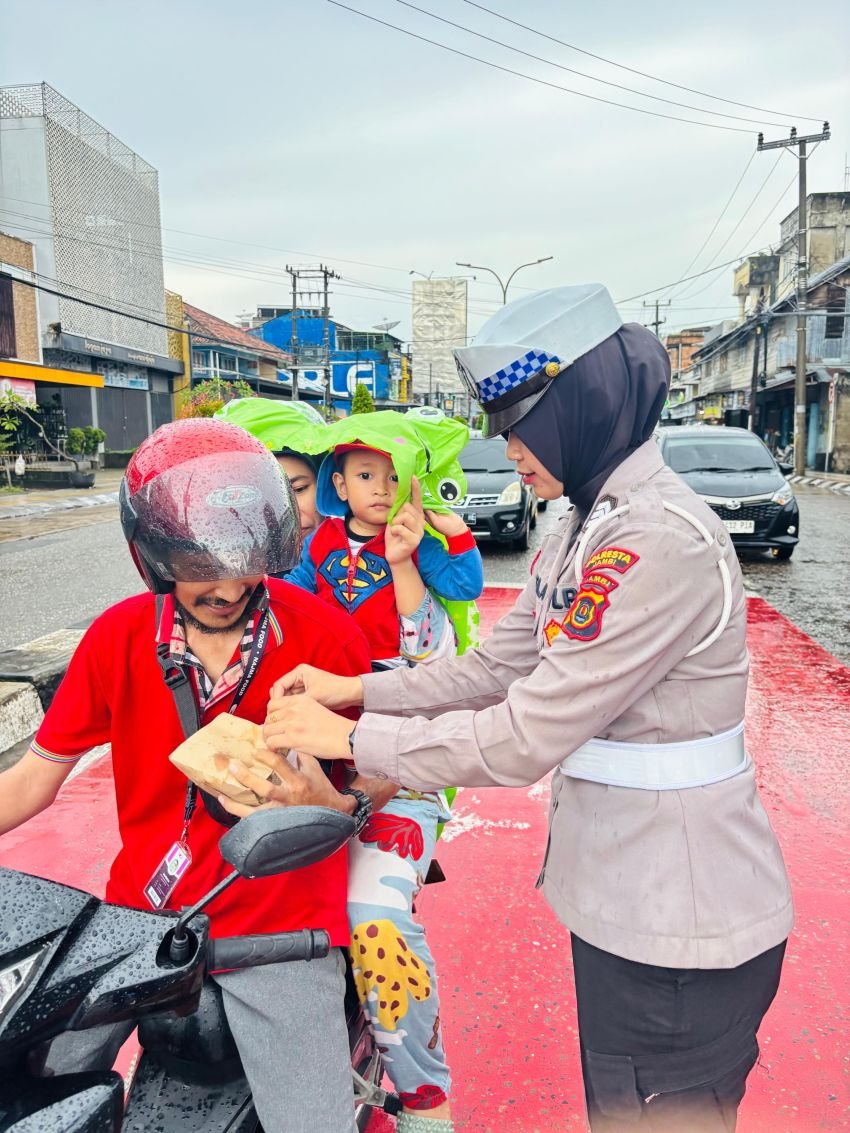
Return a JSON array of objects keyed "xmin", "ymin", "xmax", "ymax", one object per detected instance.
[{"xmin": 339, "ymin": 787, "xmax": 372, "ymax": 836}]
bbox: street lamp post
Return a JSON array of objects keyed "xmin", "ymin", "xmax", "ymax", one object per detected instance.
[{"xmin": 455, "ymin": 256, "xmax": 553, "ymax": 304}]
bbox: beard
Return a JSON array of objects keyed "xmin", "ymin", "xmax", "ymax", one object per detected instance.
[{"xmin": 175, "ymin": 590, "xmax": 254, "ymax": 635}]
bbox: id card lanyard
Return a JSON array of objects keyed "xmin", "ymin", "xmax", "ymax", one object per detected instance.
[{"xmin": 145, "ymin": 608, "xmax": 270, "ymax": 910}]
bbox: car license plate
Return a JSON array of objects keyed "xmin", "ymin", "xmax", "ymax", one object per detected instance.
[
  {"xmin": 723, "ymin": 519, "xmax": 755, "ymax": 534},
  {"xmin": 464, "ymin": 512, "xmax": 477, "ymax": 525}
]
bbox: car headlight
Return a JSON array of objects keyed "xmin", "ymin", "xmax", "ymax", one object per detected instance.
[
  {"xmin": 497, "ymin": 480, "xmax": 522, "ymax": 505},
  {"xmin": 0, "ymin": 946, "xmax": 48, "ymax": 1019},
  {"xmin": 772, "ymin": 482, "xmax": 795, "ymax": 506}
]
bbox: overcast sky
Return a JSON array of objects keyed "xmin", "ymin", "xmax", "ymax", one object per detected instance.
[{"xmin": 2, "ymin": 0, "xmax": 849, "ymax": 342}]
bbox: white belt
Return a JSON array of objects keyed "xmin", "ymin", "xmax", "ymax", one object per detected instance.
[{"xmin": 559, "ymin": 723, "xmax": 748, "ymax": 790}]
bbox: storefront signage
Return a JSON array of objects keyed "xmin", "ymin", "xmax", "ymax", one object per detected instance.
[
  {"xmin": 102, "ymin": 373, "xmax": 150, "ymax": 391},
  {"xmin": 0, "ymin": 377, "xmax": 37, "ymax": 405},
  {"xmin": 56, "ymin": 332, "xmax": 183, "ymax": 374}
]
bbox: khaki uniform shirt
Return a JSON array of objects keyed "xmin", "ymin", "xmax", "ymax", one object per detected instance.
[{"xmin": 354, "ymin": 441, "xmax": 793, "ymax": 968}]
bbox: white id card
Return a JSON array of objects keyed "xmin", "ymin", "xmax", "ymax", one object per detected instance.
[{"xmin": 144, "ymin": 840, "xmax": 192, "ymax": 910}]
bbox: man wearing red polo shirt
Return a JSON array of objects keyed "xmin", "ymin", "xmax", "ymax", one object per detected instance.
[{"xmin": 0, "ymin": 420, "xmax": 374, "ymax": 1133}]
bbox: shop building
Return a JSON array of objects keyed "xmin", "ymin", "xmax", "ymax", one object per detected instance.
[{"xmin": 0, "ymin": 83, "xmax": 183, "ymax": 452}]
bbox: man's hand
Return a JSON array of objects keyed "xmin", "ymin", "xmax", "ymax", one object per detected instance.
[
  {"xmin": 271, "ymin": 665, "xmax": 364, "ymax": 709},
  {"xmin": 264, "ymin": 694, "xmax": 353, "ymax": 759},
  {"xmin": 219, "ymin": 749, "xmax": 355, "ymax": 818},
  {"xmin": 349, "ymin": 773, "xmax": 399, "ymax": 813},
  {"xmin": 385, "ymin": 477, "xmax": 426, "ymax": 565},
  {"xmin": 425, "ymin": 507, "xmax": 469, "ymax": 538}
]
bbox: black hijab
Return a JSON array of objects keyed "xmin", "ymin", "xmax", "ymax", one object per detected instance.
[{"xmin": 512, "ymin": 322, "xmax": 670, "ymax": 513}]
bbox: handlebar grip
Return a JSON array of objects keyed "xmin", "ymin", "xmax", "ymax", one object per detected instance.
[{"xmin": 207, "ymin": 929, "xmax": 331, "ymax": 972}]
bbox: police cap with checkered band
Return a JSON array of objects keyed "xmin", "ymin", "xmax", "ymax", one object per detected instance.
[{"xmin": 454, "ymin": 284, "xmax": 623, "ymax": 437}]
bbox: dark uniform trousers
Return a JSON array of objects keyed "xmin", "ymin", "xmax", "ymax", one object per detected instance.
[{"xmin": 571, "ymin": 935, "xmax": 787, "ymax": 1132}]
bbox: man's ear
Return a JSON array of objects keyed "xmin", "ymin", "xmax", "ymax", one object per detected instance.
[{"xmin": 332, "ymin": 470, "xmax": 348, "ymax": 501}]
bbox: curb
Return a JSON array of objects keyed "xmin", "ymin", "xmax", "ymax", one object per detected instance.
[
  {"xmin": 0, "ymin": 491, "xmax": 119, "ymax": 520},
  {"xmin": 0, "ymin": 622, "xmax": 94, "ymax": 765},
  {"xmin": 0, "ymin": 621, "xmax": 93, "ymax": 713},
  {"xmin": 789, "ymin": 474, "xmax": 850, "ymax": 495},
  {"xmin": 0, "ymin": 682, "xmax": 43, "ymax": 752}
]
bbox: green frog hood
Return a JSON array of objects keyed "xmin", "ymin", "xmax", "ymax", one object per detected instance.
[
  {"xmin": 313, "ymin": 410, "xmax": 469, "ymax": 520},
  {"xmin": 215, "ymin": 398, "xmax": 326, "ymax": 469}
]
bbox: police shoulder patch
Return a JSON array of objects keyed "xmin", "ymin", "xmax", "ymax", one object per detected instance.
[
  {"xmin": 543, "ymin": 618, "xmax": 564, "ymax": 647},
  {"xmin": 561, "ymin": 583, "xmax": 611, "ymax": 642},
  {"xmin": 584, "ymin": 546, "xmax": 640, "ymax": 575}
]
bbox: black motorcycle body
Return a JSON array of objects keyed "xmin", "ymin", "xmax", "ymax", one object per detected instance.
[{"xmin": 0, "ymin": 806, "xmax": 397, "ymax": 1133}]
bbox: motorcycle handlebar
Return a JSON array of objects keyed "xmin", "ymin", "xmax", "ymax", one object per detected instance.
[{"xmin": 207, "ymin": 929, "xmax": 331, "ymax": 972}]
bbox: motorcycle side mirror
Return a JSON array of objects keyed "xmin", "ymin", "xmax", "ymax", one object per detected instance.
[{"xmin": 219, "ymin": 805, "xmax": 356, "ymax": 879}]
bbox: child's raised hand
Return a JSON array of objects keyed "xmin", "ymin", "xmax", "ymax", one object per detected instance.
[
  {"xmin": 424, "ymin": 507, "xmax": 469, "ymax": 537},
  {"xmin": 385, "ymin": 477, "xmax": 425, "ymax": 564}
]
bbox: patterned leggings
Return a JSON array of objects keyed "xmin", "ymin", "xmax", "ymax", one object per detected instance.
[{"xmin": 347, "ymin": 793, "xmax": 451, "ymax": 1112}]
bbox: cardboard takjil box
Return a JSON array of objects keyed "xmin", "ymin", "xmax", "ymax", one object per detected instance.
[{"xmin": 169, "ymin": 714, "xmax": 281, "ymax": 808}]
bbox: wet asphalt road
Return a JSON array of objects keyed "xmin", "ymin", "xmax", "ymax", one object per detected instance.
[
  {"xmin": 0, "ymin": 485, "xmax": 848, "ymax": 664},
  {"xmin": 468, "ymin": 485, "xmax": 850, "ymax": 667}
]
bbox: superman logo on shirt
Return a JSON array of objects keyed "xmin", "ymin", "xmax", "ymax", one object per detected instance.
[{"xmin": 317, "ymin": 549, "xmax": 393, "ymax": 613}]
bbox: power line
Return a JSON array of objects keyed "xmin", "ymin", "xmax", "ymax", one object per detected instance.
[
  {"xmin": 616, "ymin": 252, "xmax": 771, "ymax": 304},
  {"xmin": 672, "ymin": 152, "xmax": 783, "ymax": 300},
  {"xmin": 617, "ymin": 166, "xmax": 802, "ymax": 307},
  {"xmin": 0, "ymin": 271, "xmax": 292, "ymax": 357},
  {"xmin": 0, "ymin": 193, "xmax": 412, "ymax": 277},
  {"xmin": 663, "ymin": 148, "xmax": 756, "ymax": 299},
  {"xmin": 461, "ymin": 0, "xmax": 824, "ymax": 124},
  {"xmin": 0, "ymin": 207, "xmax": 500, "ymax": 320},
  {"xmin": 0, "ymin": 195, "xmax": 514, "ymax": 308},
  {"xmin": 674, "ymin": 171, "xmax": 799, "ymax": 302},
  {"xmin": 394, "ymin": 1, "xmax": 780, "ymax": 127},
  {"xmin": 326, "ymin": 1, "xmax": 757, "ymax": 133}
]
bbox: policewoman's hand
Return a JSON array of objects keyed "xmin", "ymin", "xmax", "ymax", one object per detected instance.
[
  {"xmin": 264, "ymin": 694, "xmax": 353, "ymax": 759},
  {"xmin": 271, "ymin": 665, "xmax": 364, "ymax": 709},
  {"xmin": 218, "ymin": 749, "xmax": 354, "ymax": 818}
]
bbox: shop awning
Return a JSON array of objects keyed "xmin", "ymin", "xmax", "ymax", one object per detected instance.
[
  {"xmin": 760, "ymin": 368, "xmax": 832, "ymax": 394},
  {"xmin": 0, "ymin": 359, "xmax": 104, "ymax": 389}
]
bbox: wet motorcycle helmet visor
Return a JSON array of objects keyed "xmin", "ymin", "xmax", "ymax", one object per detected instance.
[{"xmin": 122, "ymin": 449, "xmax": 301, "ymax": 582}]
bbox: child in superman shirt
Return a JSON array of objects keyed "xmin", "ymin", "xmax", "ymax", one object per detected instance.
[
  {"xmin": 285, "ymin": 441, "xmax": 482, "ymax": 667},
  {"xmin": 284, "ymin": 440, "xmax": 482, "ymax": 1130}
]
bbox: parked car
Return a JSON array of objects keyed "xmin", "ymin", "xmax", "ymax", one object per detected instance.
[
  {"xmin": 656, "ymin": 425, "xmax": 799, "ymax": 560},
  {"xmin": 453, "ymin": 438, "xmax": 537, "ymax": 550}
]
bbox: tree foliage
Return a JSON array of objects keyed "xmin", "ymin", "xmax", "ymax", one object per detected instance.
[
  {"xmin": 179, "ymin": 378, "xmax": 256, "ymax": 419},
  {"xmin": 350, "ymin": 382, "xmax": 376, "ymax": 415}
]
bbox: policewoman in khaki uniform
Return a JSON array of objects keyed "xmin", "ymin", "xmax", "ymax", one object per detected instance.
[{"xmin": 251, "ymin": 284, "xmax": 794, "ymax": 1132}]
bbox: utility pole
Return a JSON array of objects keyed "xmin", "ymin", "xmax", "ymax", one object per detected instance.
[
  {"xmin": 758, "ymin": 123, "xmax": 830, "ymax": 476},
  {"xmin": 320, "ymin": 263, "xmax": 340, "ymax": 415},
  {"xmin": 748, "ymin": 307, "xmax": 766, "ymax": 433},
  {"xmin": 286, "ymin": 264, "xmax": 300, "ymax": 401},
  {"xmin": 285, "ymin": 264, "xmax": 339, "ymax": 408},
  {"xmin": 642, "ymin": 299, "xmax": 671, "ymax": 336}
]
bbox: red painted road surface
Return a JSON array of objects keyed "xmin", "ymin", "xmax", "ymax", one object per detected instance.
[{"xmin": 1, "ymin": 589, "xmax": 847, "ymax": 1131}]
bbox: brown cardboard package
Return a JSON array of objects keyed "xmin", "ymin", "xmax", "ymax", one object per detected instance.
[{"xmin": 168, "ymin": 714, "xmax": 277, "ymax": 808}]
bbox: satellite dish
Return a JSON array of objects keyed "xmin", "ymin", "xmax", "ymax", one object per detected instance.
[{"xmin": 373, "ymin": 320, "xmax": 401, "ymax": 332}]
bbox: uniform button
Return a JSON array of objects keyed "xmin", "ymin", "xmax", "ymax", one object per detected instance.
[{"xmin": 718, "ymin": 532, "xmax": 728, "ymax": 547}]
